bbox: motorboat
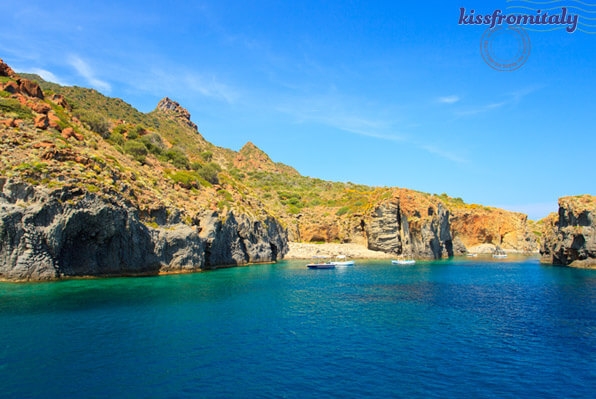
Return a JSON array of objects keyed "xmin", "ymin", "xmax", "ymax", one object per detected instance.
[
  {"xmin": 330, "ymin": 255, "xmax": 354, "ymax": 266},
  {"xmin": 392, "ymin": 258, "xmax": 416, "ymax": 265},
  {"xmin": 331, "ymin": 260, "xmax": 355, "ymax": 266}
]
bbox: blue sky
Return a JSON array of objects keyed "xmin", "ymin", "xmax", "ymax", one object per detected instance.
[{"xmin": 1, "ymin": 0, "xmax": 594, "ymax": 220}]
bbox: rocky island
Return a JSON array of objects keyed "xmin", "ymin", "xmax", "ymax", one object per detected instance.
[{"xmin": 0, "ymin": 59, "xmax": 593, "ymax": 280}]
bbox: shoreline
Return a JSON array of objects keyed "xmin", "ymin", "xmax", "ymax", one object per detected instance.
[
  {"xmin": 284, "ymin": 242, "xmax": 540, "ymax": 261},
  {"xmin": 284, "ymin": 242, "xmax": 394, "ymax": 260}
]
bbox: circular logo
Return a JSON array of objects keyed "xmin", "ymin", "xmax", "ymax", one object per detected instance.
[{"xmin": 480, "ymin": 26, "xmax": 531, "ymax": 71}]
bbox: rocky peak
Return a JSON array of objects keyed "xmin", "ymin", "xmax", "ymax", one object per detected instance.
[
  {"xmin": 155, "ymin": 97, "xmax": 197, "ymax": 131},
  {"xmin": 235, "ymin": 142, "xmax": 299, "ymax": 175},
  {"xmin": 0, "ymin": 59, "xmax": 44, "ymax": 99},
  {"xmin": 0, "ymin": 58, "xmax": 17, "ymax": 78}
]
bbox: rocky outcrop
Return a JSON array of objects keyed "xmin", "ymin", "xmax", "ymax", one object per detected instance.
[
  {"xmin": 198, "ymin": 211, "xmax": 288, "ymax": 268},
  {"xmin": 1, "ymin": 59, "xmax": 43, "ymax": 99},
  {"xmin": 540, "ymin": 195, "xmax": 596, "ymax": 268},
  {"xmin": 0, "ymin": 58, "xmax": 17, "ymax": 78},
  {"xmin": 450, "ymin": 207, "xmax": 538, "ymax": 253},
  {"xmin": 155, "ymin": 97, "xmax": 198, "ymax": 131},
  {"xmin": 366, "ymin": 196, "xmax": 457, "ymax": 259},
  {"xmin": 0, "ymin": 179, "xmax": 288, "ymax": 281}
]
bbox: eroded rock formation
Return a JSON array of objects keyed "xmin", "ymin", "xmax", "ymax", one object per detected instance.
[
  {"xmin": 450, "ymin": 207, "xmax": 538, "ymax": 253},
  {"xmin": 0, "ymin": 179, "xmax": 288, "ymax": 281},
  {"xmin": 366, "ymin": 196, "xmax": 458, "ymax": 259},
  {"xmin": 540, "ymin": 195, "xmax": 596, "ymax": 268},
  {"xmin": 156, "ymin": 97, "xmax": 198, "ymax": 131}
]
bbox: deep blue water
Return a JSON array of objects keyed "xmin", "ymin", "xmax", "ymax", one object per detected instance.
[{"xmin": 1, "ymin": 257, "xmax": 595, "ymax": 398}]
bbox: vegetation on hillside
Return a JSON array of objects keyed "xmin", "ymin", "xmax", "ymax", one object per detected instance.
[{"xmin": 2, "ymin": 72, "xmax": 542, "ymax": 246}]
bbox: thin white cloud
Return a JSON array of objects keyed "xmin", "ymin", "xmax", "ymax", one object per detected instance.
[
  {"xmin": 183, "ymin": 73, "xmax": 239, "ymax": 104},
  {"xmin": 67, "ymin": 55, "xmax": 111, "ymax": 92},
  {"xmin": 276, "ymin": 96, "xmax": 406, "ymax": 143},
  {"xmin": 454, "ymin": 86, "xmax": 542, "ymax": 117},
  {"xmin": 126, "ymin": 66, "xmax": 240, "ymax": 104},
  {"xmin": 438, "ymin": 95, "xmax": 460, "ymax": 104},
  {"xmin": 455, "ymin": 101, "xmax": 507, "ymax": 117},
  {"xmin": 27, "ymin": 68, "xmax": 67, "ymax": 85},
  {"xmin": 419, "ymin": 144, "xmax": 468, "ymax": 164}
]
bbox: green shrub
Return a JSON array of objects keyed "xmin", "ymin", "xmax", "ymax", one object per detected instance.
[
  {"xmin": 196, "ymin": 162, "xmax": 221, "ymax": 184},
  {"xmin": 0, "ymin": 98, "xmax": 34, "ymax": 119},
  {"xmin": 123, "ymin": 140, "xmax": 148, "ymax": 163},
  {"xmin": 200, "ymin": 151, "xmax": 213, "ymax": 162},
  {"xmin": 336, "ymin": 206, "xmax": 350, "ymax": 216},
  {"xmin": 108, "ymin": 131, "xmax": 125, "ymax": 146},
  {"xmin": 160, "ymin": 147, "xmax": 189, "ymax": 169},
  {"xmin": 140, "ymin": 133, "xmax": 165, "ymax": 155},
  {"xmin": 169, "ymin": 170, "xmax": 201, "ymax": 189},
  {"xmin": 79, "ymin": 112, "xmax": 110, "ymax": 138}
]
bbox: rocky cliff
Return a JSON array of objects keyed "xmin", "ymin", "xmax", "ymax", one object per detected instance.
[
  {"xmin": 365, "ymin": 193, "xmax": 460, "ymax": 259},
  {"xmin": 0, "ymin": 179, "xmax": 288, "ymax": 281},
  {"xmin": 449, "ymin": 206, "xmax": 537, "ymax": 253},
  {"xmin": 540, "ymin": 195, "xmax": 596, "ymax": 268},
  {"xmin": 0, "ymin": 58, "xmax": 548, "ymax": 280}
]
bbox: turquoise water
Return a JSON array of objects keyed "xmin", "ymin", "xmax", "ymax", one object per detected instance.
[{"xmin": 1, "ymin": 257, "xmax": 595, "ymax": 398}]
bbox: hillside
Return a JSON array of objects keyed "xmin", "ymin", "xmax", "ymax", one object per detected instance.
[{"xmin": 0, "ymin": 59, "xmax": 545, "ymax": 279}]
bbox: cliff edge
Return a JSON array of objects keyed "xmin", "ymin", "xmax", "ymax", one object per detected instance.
[
  {"xmin": 0, "ymin": 179, "xmax": 288, "ymax": 281},
  {"xmin": 540, "ymin": 195, "xmax": 596, "ymax": 268}
]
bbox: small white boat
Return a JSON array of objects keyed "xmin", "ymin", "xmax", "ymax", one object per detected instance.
[
  {"xmin": 392, "ymin": 259, "xmax": 416, "ymax": 265},
  {"xmin": 331, "ymin": 260, "xmax": 355, "ymax": 266},
  {"xmin": 328, "ymin": 254, "xmax": 354, "ymax": 266},
  {"xmin": 466, "ymin": 253, "xmax": 478, "ymax": 257}
]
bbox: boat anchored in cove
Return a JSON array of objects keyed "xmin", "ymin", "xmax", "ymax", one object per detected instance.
[{"xmin": 392, "ymin": 256, "xmax": 416, "ymax": 265}]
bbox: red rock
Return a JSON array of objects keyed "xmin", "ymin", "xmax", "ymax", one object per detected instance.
[
  {"xmin": 47, "ymin": 111, "xmax": 62, "ymax": 130},
  {"xmin": 50, "ymin": 94, "xmax": 70, "ymax": 110},
  {"xmin": 61, "ymin": 127, "xmax": 84, "ymax": 141},
  {"xmin": 18, "ymin": 79, "xmax": 44, "ymax": 99},
  {"xmin": 32, "ymin": 141, "xmax": 56, "ymax": 149},
  {"xmin": 0, "ymin": 118, "xmax": 18, "ymax": 128},
  {"xmin": 2, "ymin": 81, "xmax": 19, "ymax": 94},
  {"xmin": 0, "ymin": 59, "xmax": 17, "ymax": 77},
  {"xmin": 34, "ymin": 114, "xmax": 49, "ymax": 129},
  {"xmin": 29, "ymin": 101, "xmax": 51, "ymax": 114}
]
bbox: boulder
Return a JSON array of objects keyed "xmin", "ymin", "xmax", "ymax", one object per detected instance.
[
  {"xmin": 34, "ymin": 114, "xmax": 49, "ymax": 129},
  {"xmin": 29, "ymin": 101, "xmax": 51, "ymax": 114},
  {"xmin": 61, "ymin": 127, "xmax": 83, "ymax": 141},
  {"xmin": 1, "ymin": 81, "xmax": 19, "ymax": 94},
  {"xmin": 18, "ymin": 79, "xmax": 44, "ymax": 99}
]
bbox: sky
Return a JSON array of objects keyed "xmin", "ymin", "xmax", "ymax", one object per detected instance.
[{"xmin": 1, "ymin": 0, "xmax": 594, "ymax": 220}]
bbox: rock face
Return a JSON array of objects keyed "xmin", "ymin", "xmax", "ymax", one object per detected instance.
[
  {"xmin": 198, "ymin": 211, "xmax": 288, "ymax": 268},
  {"xmin": 366, "ymin": 197, "xmax": 456, "ymax": 259},
  {"xmin": 450, "ymin": 207, "xmax": 538, "ymax": 253},
  {"xmin": 0, "ymin": 58, "xmax": 17, "ymax": 78},
  {"xmin": 0, "ymin": 179, "xmax": 288, "ymax": 281},
  {"xmin": 540, "ymin": 195, "xmax": 596, "ymax": 268}
]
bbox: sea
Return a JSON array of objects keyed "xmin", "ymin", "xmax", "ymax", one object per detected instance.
[{"xmin": 1, "ymin": 256, "xmax": 594, "ymax": 398}]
